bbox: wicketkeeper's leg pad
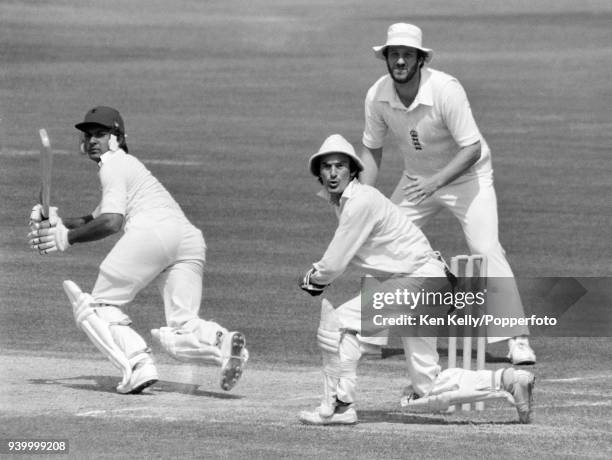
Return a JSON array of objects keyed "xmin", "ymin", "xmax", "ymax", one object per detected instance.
[
  {"xmin": 316, "ymin": 299, "xmax": 340, "ymax": 414},
  {"xmin": 402, "ymin": 368, "xmax": 513, "ymax": 413},
  {"xmin": 151, "ymin": 318, "xmax": 225, "ymax": 366},
  {"xmin": 317, "ymin": 298, "xmax": 341, "ymax": 353},
  {"xmin": 336, "ymin": 333, "xmax": 361, "ymax": 404},
  {"xmin": 63, "ymin": 280, "xmax": 151, "ymax": 390},
  {"xmin": 316, "ymin": 299, "xmax": 362, "ymax": 415}
]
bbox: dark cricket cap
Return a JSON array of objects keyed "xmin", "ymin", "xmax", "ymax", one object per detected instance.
[{"xmin": 75, "ymin": 106, "xmax": 125, "ymax": 134}]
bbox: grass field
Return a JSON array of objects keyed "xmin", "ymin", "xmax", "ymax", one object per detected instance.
[{"xmin": 1, "ymin": 1, "xmax": 611, "ymax": 458}]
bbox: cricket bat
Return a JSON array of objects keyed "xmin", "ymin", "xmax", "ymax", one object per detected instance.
[{"xmin": 38, "ymin": 128, "xmax": 53, "ymax": 219}]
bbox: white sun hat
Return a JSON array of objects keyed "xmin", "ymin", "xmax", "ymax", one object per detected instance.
[
  {"xmin": 308, "ymin": 134, "xmax": 365, "ymax": 177},
  {"xmin": 372, "ymin": 23, "xmax": 433, "ymax": 62}
]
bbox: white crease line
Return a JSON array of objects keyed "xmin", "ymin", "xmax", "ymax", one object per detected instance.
[
  {"xmin": 77, "ymin": 407, "xmax": 141, "ymax": 416},
  {"xmin": 144, "ymin": 159, "xmax": 201, "ymax": 166},
  {"xmin": 77, "ymin": 407, "xmax": 178, "ymax": 421},
  {"xmin": 77, "ymin": 406, "xmax": 152, "ymax": 416},
  {"xmin": 542, "ymin": 374, "xmax": 612, "ymax": 383},
  {"xmin": 1, "ymin": 149, "xmax": 71, "ymax": 156},
  {"xmin": 1, "ymin": 149, "xmax": 201, "ymax": 166},
  {"xmin": 537, "ymin": 401, "xmax": 612, "ymax": 409},
  {"xmin": 282, "ymin": 395, "xmax": 319, "ymax": 402},
  {"xmin": 77, "ymin": 409, "xmax": 108, "ymax": 416},
  {"xmin": 537, "ymin": 388, "xmax": 612, "ymax": 398}
]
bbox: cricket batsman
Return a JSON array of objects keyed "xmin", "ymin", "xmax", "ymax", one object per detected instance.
[
  {"xmin": 298, "ymin": 134, "xmax": 535, "ymax": 425},
  {"xmin": 28, "ymin": 106, "xmax": 248, "ymax": 394}
]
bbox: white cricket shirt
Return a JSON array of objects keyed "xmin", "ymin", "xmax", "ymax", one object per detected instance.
[
  {"xmin": 92, "ymin": 149, "xmax": 185, "ymax": 224},
  {"xmin": 362, "ymin": 68, "xmax": 492, "ymax": 181},
  {"xmin": 311, "ymin": 179, "xmax": 434, "ymax": 285}
]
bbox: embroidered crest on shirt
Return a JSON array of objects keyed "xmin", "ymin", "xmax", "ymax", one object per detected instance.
[{"xmin": 410, "ymin": 130, "xmax": 423, "ymax": 150}]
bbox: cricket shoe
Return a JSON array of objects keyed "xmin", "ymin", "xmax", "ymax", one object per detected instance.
[
  {"xmin": 116, "ymin": 358, "xmax": 159, "ymax": 395},
  {"xmin": 502, "ymin": 368, "xmax": 535, "ymax": 424},
  {"xmin": 298, "ymin": 406, "xmax": 358, "ymax": 425},
  {"xmin": 219, "ymin": 331, "xmax": 248, "ymax": 391},
  {"xmin": 399, "ymin": 386, "xmax": 417, "ymax": 408},
  {"xmin": 507, "ymin": 337, "xmax": 536, "ymax": 365}
]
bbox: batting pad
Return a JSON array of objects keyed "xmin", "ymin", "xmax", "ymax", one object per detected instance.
[{"xmin": 63, "ymin": 280, "xmax": 132, "ymax": 389}]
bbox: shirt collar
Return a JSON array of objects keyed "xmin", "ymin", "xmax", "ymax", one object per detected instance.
[
  {"xmin": 98, "ymin": 148, "xmax": 125, "ymax": 168},
  {"xmin": 376, "ymin": 67, "xmax": 433, "ymax": 111}
]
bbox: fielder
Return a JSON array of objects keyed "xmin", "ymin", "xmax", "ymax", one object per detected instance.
[
  {"xmin": 298, "ymin": 134, "xmax": 535, "ymax": 425},
  {"xmin": 28, "ymin": 106, "xmax": 248, "ymax": 394},
  {"xmin": 358, "ymin": 23, "xmax": 536, "ymax": 365}
]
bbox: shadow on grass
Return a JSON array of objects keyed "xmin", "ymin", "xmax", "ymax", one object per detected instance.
[
  {"xmin": 358, "ymin": 410, "xmax": 519, "ymax": 425},
  {"xmin": 28, "ymin": 376, "xmax": 243, "ymax": 399},
  {"xmin": 382, "ymin": 347, "xmax": 512, "ymax": 364},
  {"xmin": 154, "ymin": 380, "xmax": 243, "ymax": 399}
]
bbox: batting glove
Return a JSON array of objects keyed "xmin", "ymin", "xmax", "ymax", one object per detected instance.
[
  {"xmin": 28, "ymin": 220, "xmax": 71, "ymax": 254},
  {"xmin": 299, "ymin": 267, "xmax": 327, "ymax": 296},
  {"xmin": 29, "ymin": 204, "xmax": 60, "ymax": 229}
]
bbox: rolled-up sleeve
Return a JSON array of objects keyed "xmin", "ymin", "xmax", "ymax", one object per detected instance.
[
  {"xmin": 311, "ymin": 198, "xmax": 375, "ymax": 285},
  {"xmin": 362, "ymin": 88, "xmax": 388, "ymax": 150},
  {"xmin": 97, "ymin": 164, "xmax": 127, "ymax": 215},
  {"xmin": 440, "ymin": 79, "xmax": 481, "ymax": 148}
]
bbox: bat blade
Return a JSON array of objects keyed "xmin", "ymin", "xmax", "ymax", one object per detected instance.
[{"xmin": 39, "ymin": 128, "xmax": 53, "ymax": 219}]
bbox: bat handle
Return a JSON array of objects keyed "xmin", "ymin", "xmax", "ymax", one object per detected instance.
[{"xmin": 39, "ymin": 185, "xmax": 49, "ymax": 219}]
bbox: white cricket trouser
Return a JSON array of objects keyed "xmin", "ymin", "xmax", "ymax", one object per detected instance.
[
  {"xmin": 335, "ymin": 257, "xmax": 446, "ymax": 397},
  {"xmin": 91, "ymin": 212, "xmax": 207, "ymax": 327},
  {"xmin": 390, "ymin": 171, "xmax": 529, "ymax": 341}
]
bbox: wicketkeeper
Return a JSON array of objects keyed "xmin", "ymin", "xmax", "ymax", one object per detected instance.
[
  {"xmin": 28, "ymin": 106, "xmax": 248, "ymax": 394},
  {"xmin": 298, "ymin": 134, "xmax": 535, "ymax": 425}
]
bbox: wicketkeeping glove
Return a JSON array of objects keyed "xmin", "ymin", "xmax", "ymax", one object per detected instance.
[
  {"xmin": 299, "ymin": 267, "xmax": 327, "ymax": 296},
  {"xmin": 28, "ymin": 219, "xmax": 71, "ymax": 254}
]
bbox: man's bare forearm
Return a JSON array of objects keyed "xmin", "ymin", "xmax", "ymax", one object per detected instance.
[
  {"xmin": 65, "ymin": 213, "xmax": 124, "ymax": 245},
  {"xmin": 358, "ymin": 145, "xmax": 383, "ymax": 186},
  {"xmin": 430, "ymin": 142, "xmax": 481, "ymax": 189},
  {"xmin": 63, "ymin": 215, "xmax": 94, "ymax": 229}
]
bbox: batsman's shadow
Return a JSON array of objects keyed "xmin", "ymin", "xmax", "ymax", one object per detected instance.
[
  {"xmin": 358, "ymin": 410, "xmax": 517, "ymax": 425},
  {"xmin": 28, "ymin": 375, "xmax": 243, "ymax": 399},
  {"xmin": 155, "ymin": 379, "xmax": 243, "ymax": 399}
]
